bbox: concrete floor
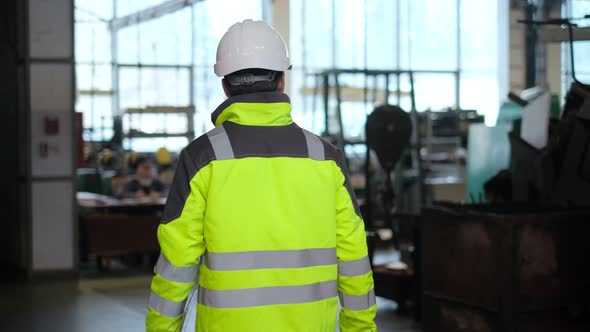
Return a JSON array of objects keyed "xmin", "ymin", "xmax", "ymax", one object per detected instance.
[{"xmin": 0, "ymin": 275, "xmax": 420, "ymax": 332}]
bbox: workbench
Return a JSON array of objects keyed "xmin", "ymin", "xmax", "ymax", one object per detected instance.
[{"xmin": 78, "ymin": 192, "xmax": 164, "ymax": 264}]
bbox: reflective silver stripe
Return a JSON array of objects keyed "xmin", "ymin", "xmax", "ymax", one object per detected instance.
[
  {"xmin": 204, "ymin": 248, "xmax": 336, "ymax": 271},
  {"xmin": 303, "ymin": 130, "xmax": 325, "ymax": 161},
  {"xmin": 339, "ymin": 289, "xmax": 376, "ymax": 311},
  {"xmin": 198, "ymin": 280, "xmax": 337, "ymax": 308},
  {"xmin": 338, "ymin": 256, "xmax": 372, "ymax": 277},
  {"xmin": 207, "ymin": 125, "xmax": 234, "ymax": 160},
  {"xmin": 148, "ymin": 291, "xmax": 187, "ymax": 318},
  {"xmin": 155, "ymin": 254, "xmax": 199, "ymax": 283}
]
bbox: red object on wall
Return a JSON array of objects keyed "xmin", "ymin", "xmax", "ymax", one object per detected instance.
[
  {"xmin": 43, "ymin": 116, "xmax": 60, "ymax": 135},
  {"xmin": 76, "ymin": 112, "xmax": 84, "ymax": 167}
]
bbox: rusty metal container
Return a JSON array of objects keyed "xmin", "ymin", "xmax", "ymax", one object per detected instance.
[
  {"xmin": 82, "ymin": 213, "xmax": 160, "ymax": 257},
  {"xmin": 421, "ymin": 204, "xmax": 590, "ymax": 332}
]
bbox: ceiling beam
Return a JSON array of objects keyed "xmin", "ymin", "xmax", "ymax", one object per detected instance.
[
  {"xmin": 109, "ymin": 0, "xmax": 202, "ymax": 30},
  {"xmin": 541, "ymin": 26, "xmax": 590, "ymax": 42}
]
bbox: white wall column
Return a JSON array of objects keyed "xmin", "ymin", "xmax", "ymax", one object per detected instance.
[{"xmin": 26, "ymin": 0, "xmax": 76, "ymax": 275}]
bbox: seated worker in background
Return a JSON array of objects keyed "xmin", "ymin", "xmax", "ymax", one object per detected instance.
[{"xmin": 120, "ymin": 156, "xmax": 166, "ymax": 201}]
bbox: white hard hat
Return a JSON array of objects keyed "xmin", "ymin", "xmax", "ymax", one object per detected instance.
[{"xmin": 214, "ymin": 19, "xmax": 291, "ymax": 77}]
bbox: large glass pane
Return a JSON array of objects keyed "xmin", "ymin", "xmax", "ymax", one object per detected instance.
[
  {"xmin": 194, "ymin": 2, "xmax": 216, "ymax": 67},
  {"xmin": 117, "ymin": 26, "xmax": 140, "ymax": 63},
  {"xmin": 572, "ymin": 0, "xmax": 590, "ymax": 27},
  {"xmin": 76, "ymin": 64, "xmax": 112, "ymax": 91},
  {"xmin": 116, "ymin": 5, "xmax": 193, "ymax": 65},
  {"xmin": 366, "ymin": 0, "xmax": 397, "ymax": 69},
  {"xmin": 398, "ymin": 0, "xmax": 410, "ymax": 69},
  {"xmin": 334, "ymin": 0, "xmax": 366, "ymax": 68},
  {"xmin": 124, "ymin": 137, "xmax": 188, "ymax": 153},
  {"xmin": 573, "ymin": 41, "xmax": 590, "ymax": 84},
  {"xmin": 203, "ymin": 0, "xmax": 264, "ymax": 40},
  {"xmin": 300, "ymin": 0, "xmax": 334, "ymax": 69},
  {"xmin": 118, "ymin": 67, "xmax": 190, "ymax": 110},
  {"xmin": 76, "ymin": 0, "xmax": 267, "ymax": 146},
  {"xmin": 413, "ymin": 73, "xmax": 456, "ymax": 111},
  {"xmin": 460, "ymin": 0, "xmax": 498, "ymax": 123},
  {"xmin": 562, "ymin": 2, "xmax": 590, "ymax": 93},
  {"xmin": 137, "ymin": 10, "xmax": 192, "ymax": 65},
  {"xmin": 117, "ymin": 0, "xmax": 166, "ymax": 17},
  {"xmin": 289, "ymin": 0, "xmax": 303, "ymax": 67},
  {"xmin": 460, "ymin": 0, "xmax": 497, "ymax": 71},
  {"xmin": 123, "ymin": 113, "xmax": 189, "ymax": 136},
  {"xmin": 571, "ymin": 0, "xmax": 590, "ymax": 77},
  {"xmin": 460, "ymin": 71, "xmax": 499, "ymax": 123},
  {"xmin": 569, "ymin": 0, "xmax": 590, "ymax": 84},
  {"xmin": 407, "ymin": 0, "xmax": 458, "ymax": 70},
  {"xmin": 75, "ymin": 22, "xmax": 111, "ymax": 63},
  {"xmin": 76, "ymin": 95, "xmax": 113, "ymax": 142},
  {"xmin": 76, "ymin": 0, "xmax": 113, "ymax": 20}
]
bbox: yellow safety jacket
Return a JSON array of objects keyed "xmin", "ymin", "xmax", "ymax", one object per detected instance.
[{"xmin": 146, "ymin": 92, "xmax": 376, "ymax": 332}]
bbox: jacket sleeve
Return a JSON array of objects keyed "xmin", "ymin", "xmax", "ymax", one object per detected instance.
[
  {"xmin": 334, "ymin": 151, "xmax": 377, "ymax": 332},
  {"xmin": 146, "ymin": 149, "xmax": 208, "ymax": 332}
]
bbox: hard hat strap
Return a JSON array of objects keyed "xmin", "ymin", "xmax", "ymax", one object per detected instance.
[{"xmin": 226, "ymin": 71, "xmax": 277, "ymax": 86}]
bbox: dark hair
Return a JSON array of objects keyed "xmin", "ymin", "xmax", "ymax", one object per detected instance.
[
  {"xmin": 133, "ymin": 155, "xmax": 152, "ymax": 170},
  {"xmin": 224, "ymin": 68, "xmax": 282, "ymax": 96}
]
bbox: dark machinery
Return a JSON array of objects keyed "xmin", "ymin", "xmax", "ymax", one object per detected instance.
[
  {"xmin": 308, "ymin": 68, "xmax": 453, "ymax": 210},
  {"xmin": 365, "ymin": 105, "xmax": 413, "ymax": 249},
  {"xmin": 364, "ymin": 104, "xmax": 419, "ymax": 316},
  {"xmin": 493, "ymin": 17, "xmax": 590, "ymax": 206},
  {"xmin": 308, "ymin": 68, "xmax": 471, "ymax": 317}
]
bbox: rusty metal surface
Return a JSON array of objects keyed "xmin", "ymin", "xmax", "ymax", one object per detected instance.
[
  {"xmin": 421, "ymin": 208, "xmax": 504, "ymax": 310},
  {"xmin": 423, "ymin": 297, "xmax": 590, "ymax": 332},
  {"xmin": 421, "ymin": 205, "xmax": 590, "ymax": 332},
  {"xmin": 516, "ymin": 309, "xmax": 590, "ymax": 332},
  {"xmin": 516, "ymin": 217, "xmax": 590, "ymax": 307},
  {"xmin": 423, "ymin": 297, "xmax": 497, "ymax": 332}
]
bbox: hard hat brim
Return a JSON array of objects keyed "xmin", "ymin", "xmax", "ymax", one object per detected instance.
[{"xmin": 214, "ymin": 55, "xmax": 291, "ymax": 77}]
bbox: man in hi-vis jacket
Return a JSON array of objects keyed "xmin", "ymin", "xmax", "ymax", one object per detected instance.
[{"xmin": 146, "ymin": 19, "xmax": 377, "ymax": 332}]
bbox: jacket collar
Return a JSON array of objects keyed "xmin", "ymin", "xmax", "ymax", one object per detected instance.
[{"xmin": 211, "ymin": 92, "xmax": 293, "ymax": 127}]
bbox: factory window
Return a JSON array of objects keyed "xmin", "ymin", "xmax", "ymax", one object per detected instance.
[
  {"xmin": 562, "ymin": 0, "xmax": 590, "ymax": 93},
  {"xmin": 289, "ymin": 0, "xmax": 502, "ymax": 130},
  {"xmin": 76, "ymin": 0, "xmax": 504, "ymax": 151},
  {"xmin": 74, "ymin": 0, "xmax": 266, "ymax": 152}
]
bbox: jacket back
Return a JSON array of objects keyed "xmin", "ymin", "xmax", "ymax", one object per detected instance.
[{"xmin": 146, "ymin": 92, "xmax": 376, "ymax": 332}]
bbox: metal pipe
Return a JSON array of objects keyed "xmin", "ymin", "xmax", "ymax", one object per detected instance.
[
  {"xmin": 409, "ymin": 71, "xmax": 425, "ymax": 206},
  {"xmin": 385, "ymin": 73, "xmax": 390, "ymax": 104},
  {"xmin": 372, "ymin": 74, "xmax": 378, "ymax": 105},
  {"xmin": 323, "ymin": 73, "xmax": 330, "ymax": 136},
  {"xmin": 111, "ymin": 0, "xmax": 120, "ymax": 141},
  {"xmin": 301, "ymin": 0, "xmax": 308, "ymax": 123},
  {"xmin": 455, "ymin": 0, "xmax": 461, "ymax": 108},
  {"xmin": 334, "ymin": 72, "xmax": 345, "ymax": 149},
  {"xmin": 396, "ymin": 0, "xmax": 401, "ymax": 104},
  {"xmin": 568, "ymin": 22, "xmax": 579, "ymax": 83},
  {"xmin": 189, "ymin": 2, "xmax": 195, "ymax": 140},
  {"xmin": 312, "ymin": 74, "xmax": 320, "ymax": 132},
  {"xmin": 331, "ymin": 0, "xmax": 336, "ymax": 68}
]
